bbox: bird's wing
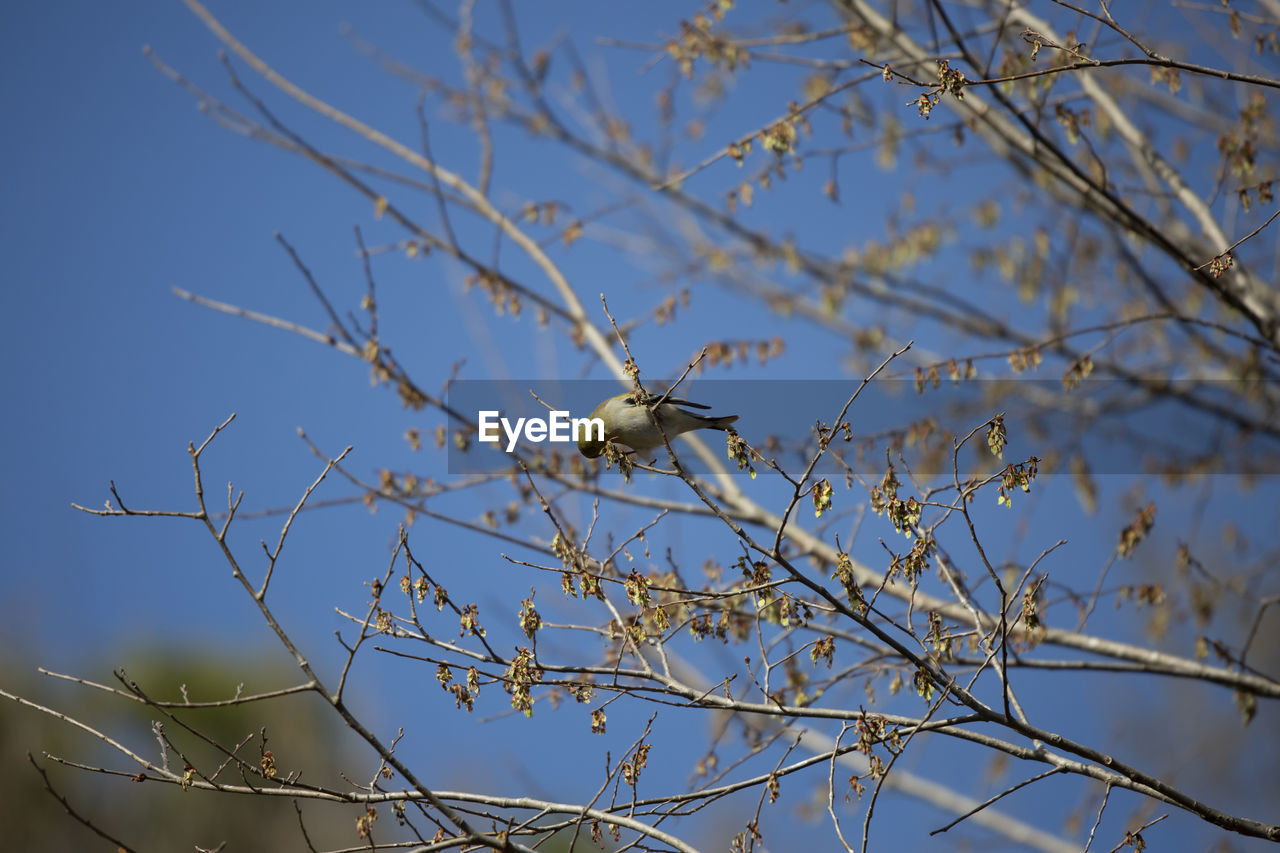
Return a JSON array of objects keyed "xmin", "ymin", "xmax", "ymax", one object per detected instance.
[
  {"xmin": 621, "ymin": 394, "xmax": 711, "ymax": 410},
  {"xmin": 656, "ymin": 396, "xmax": 711, "ymax": 410}
]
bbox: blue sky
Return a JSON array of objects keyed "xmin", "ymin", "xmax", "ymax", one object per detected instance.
[
  {"xmin": 3, "ymin": 2, "xmax": 1278, "ymax": 850},
  {"xmin": 0, "ymin": 0, "xmax": 858, "ymax": 660},
  {"xmin": 2, "ymin": 5, "xmax": 875, "ymax": 849}
]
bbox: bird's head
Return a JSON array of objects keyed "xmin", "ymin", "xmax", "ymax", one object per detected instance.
[
  {"xmin": 577, "ymin": 433, "xmax": 607, "ymax": 458},
  {"xmin": 575, "ymin": 393, "xmax": 633, "ymax": 458}
]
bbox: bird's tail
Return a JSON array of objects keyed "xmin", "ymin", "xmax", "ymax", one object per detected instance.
[{"xmin": 697, "ymin": 414, "xmax": 739, "ymax": 431}]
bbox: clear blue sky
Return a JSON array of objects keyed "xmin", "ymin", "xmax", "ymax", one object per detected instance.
[
  {"xmin": 1, "ymin": 4, "xmax": 870, "ymax": 848},
  {"xmin": 0, "ymin": 0, "xmax": 852, "ymax": 662}
]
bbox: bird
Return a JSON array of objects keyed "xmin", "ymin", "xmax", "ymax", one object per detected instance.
[{"xmin": 576, "ymin": 392, "xmax": 739, "ymax": 460}]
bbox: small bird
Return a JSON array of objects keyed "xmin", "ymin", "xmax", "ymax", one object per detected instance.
[{"xmin": 577, "ymin": 392, "xmax": 739, "ymax": 460}]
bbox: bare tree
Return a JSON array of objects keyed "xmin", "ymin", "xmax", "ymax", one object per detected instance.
[{"xmin": 7, "ymin": 0, "xmax": 1280, "ymax": 850}]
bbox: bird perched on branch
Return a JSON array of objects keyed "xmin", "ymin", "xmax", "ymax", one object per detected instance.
[{"xmin": 576, "ymin": 393, "xmax": 738, "ymax": 460}]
